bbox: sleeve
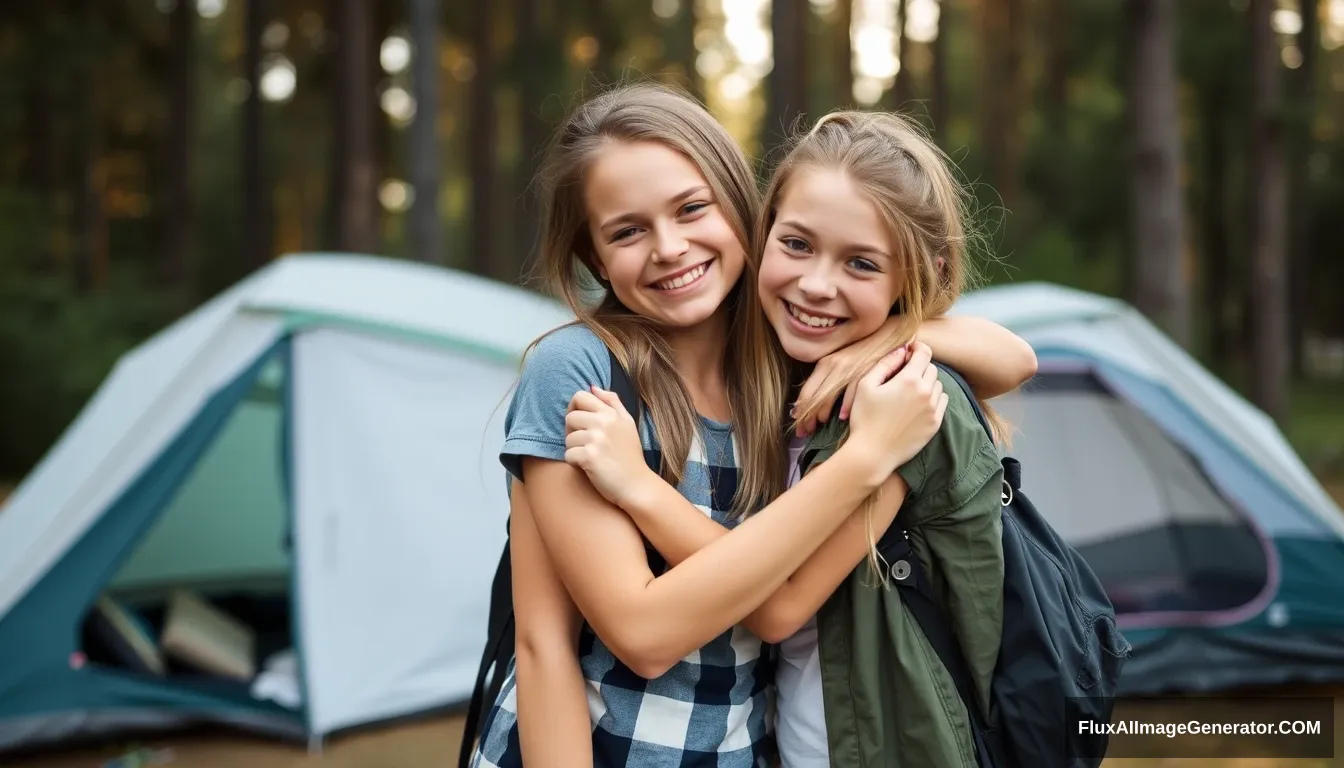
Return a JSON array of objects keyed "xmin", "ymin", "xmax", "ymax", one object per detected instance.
[
  {"xmin": 500, "ymin": 324, "xmax": 613, "ymax": 482},
  {"xmin": 895, "ymin": 369, "xmax": 1003, "ymax": 527}
]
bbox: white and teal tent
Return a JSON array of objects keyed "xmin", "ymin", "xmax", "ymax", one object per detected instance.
[
  {"xmin": 0, "ymin": 253, "xmax": 574, "ymax": 754},
  {"xmin": 953, "ymin": 282, "xmax": 1344, "ymax": 695}
]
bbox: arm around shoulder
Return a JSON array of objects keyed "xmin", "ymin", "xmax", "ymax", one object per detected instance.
[{"xmin": 917, "ymin": 315, "xmax": 1037, "ymax": 399}]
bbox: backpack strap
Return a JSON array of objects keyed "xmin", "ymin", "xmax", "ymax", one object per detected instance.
[
  {"xmin": 879, "ymin": 520, "xmax": 1001, "ymax": 767},
  {"xmin": 606, "ymin": 349, "xmax": 669, "ymax": 574},
  {"xmin": 607, "ymin": 349, "xmax": 641, "ymax": 421},
  {"xmin": 458, "ymin": 519, "xmax": 517, "ymax": 767},
  {"xmin": 934, "ymin": 363, "xmax": 1020, "ymax": 493}
]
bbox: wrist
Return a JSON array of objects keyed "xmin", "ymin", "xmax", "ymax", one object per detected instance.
[
  {"xmin": 617, "ymin": 466, "xmax": 664, "ymax": 515},
  {"xmin": 834, "ymin": 440, "xmax": 893, "ymax": 493}
]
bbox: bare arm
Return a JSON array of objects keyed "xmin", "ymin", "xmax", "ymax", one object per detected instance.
[
  {"xmin": 524, "ymin": 442, "xmax": 887, "ymax": 679},
  {"xmin": 794, "ymin": 315, "xmax": 1037, "ymax": 434},
  {"xmin": 618, "ymin": 471, "xmax": 911, "ymax": 643},
  {"xmin": 915, "ymin": 315, "xmax": 1037, "ymax": 399},
  {"xmin": 509, "ymin": 480, "xmax": 593, "ymax": 767}
]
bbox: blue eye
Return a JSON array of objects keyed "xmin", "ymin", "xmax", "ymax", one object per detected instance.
[
  {"xmin": 681, "ymin": 202, "xmax": 709, "ymax": 216},
  {"xmin": 849, "ymin": 257, "xmax": 879, "ymax": 272}
]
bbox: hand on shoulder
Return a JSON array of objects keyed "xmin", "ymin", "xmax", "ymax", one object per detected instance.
[{"xmin": 842, "ymin": 342, "xmax": 949, "ymax": 481}]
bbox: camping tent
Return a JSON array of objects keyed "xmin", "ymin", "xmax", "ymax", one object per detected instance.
[
  {"xmin": 952, "ymin": 282, "xmax": 1344, "ymax": 695},
  {"xmin": 0, "ymin": 253, "xmax": 575, "ymax": 755}
]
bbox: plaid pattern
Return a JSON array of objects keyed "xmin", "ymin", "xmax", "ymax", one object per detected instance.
[{"xmin": 471, "ymin": 411, "xmax": 776, "ymax": 768}]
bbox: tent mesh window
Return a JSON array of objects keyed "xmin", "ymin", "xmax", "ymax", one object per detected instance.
[{"xmin": 1002, "ymin": 372, "xmax": 1270, "ymax": 617}]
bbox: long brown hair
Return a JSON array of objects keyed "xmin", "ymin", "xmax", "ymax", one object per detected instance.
[
  {"xmin": 529, "ymin": 82, "xmax": 790, "ymax": 518},
  {"xmin": 759, "ymin": 109, "xmax": 1008, "ymax": 579}
]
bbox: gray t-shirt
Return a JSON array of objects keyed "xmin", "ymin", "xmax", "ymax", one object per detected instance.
[{"xmin": 473, "ymin": 323, "xmax": 777, "ymax": 768}]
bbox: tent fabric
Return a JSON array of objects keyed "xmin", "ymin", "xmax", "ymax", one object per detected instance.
[
  {"xmin": 292, "ymin": 327, "xmax": 515, "ymax": 736},
  {"xmin": 952, "ymin": 283, "xmax": 1342, "ymax": 535},
  {"xmin": 951, "ymin": 282, "xmax": 1344, "ymax": 695},
  {"xmin": 0, "ymin": 253, "xmax": 576, "ymax": 755}
]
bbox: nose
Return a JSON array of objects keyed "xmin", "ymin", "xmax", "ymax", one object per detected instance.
[
  {"xmin": 650, "ymin": 224, "xmax": 689, "ymax": 264},
  {"xmin": 797, "ymin": 262, "xmax": 837, "ymax": 301}
]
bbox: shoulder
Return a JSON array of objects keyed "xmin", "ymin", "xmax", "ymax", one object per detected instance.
[
  {"xmin": 897, "ymin": 368, "xmax": 1002, "ymax": 515},
  {"xmin": 501, "ymin": 324, "xmax": 616, "ymax": 480},
  {"xmin": 518, "ymin": 323, "xmax": 613, "ymax": 387}
]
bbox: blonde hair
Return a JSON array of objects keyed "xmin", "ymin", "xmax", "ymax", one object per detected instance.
[
  {"xmin": 529, "ymin": 82, "xmax": 791, "ymax": 518},
  {"xmin": 759, "ymin": 110, "xmax": 1008, "ymax": 582}
]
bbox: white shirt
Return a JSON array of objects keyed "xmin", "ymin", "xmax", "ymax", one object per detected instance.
[{"xmin": 773, "ymin": 437, "xmax": 830, "ymax": 767}]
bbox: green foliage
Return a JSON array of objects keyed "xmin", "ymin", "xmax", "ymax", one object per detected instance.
[{"xmin": 0, "ymin": 187, "xmax": 178, "ymax": 477}]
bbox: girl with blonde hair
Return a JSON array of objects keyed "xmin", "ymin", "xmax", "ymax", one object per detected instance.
[
  {"xmin": 472, "ymin": 84, "xmax": 1034, "ymax": 768},
  {"xmin": 567, "ymin": 107, "xmax": 1025, "ymax": 767}
]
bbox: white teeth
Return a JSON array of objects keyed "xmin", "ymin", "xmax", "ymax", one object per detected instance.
[
  {"xmin": 656, "ymin": 263, "xmax": 707, "ymax": 290},
  {"xmin": 788, "ymin": 303, "xmax": 838, "ymax": 328}
]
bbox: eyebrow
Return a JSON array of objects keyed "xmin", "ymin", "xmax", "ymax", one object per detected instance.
[
  {"xmin": 599, "ymin": 186, "xmax": 709, "ymax": 232},
  {"xmin": 777, "ymin": 219, "xmax": 892, "ymax": 260}
]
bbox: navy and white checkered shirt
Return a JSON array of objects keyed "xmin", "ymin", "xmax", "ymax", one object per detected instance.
[{"xmin": 469, "ymin": 325, "xmax": 776, "ymax": 768}]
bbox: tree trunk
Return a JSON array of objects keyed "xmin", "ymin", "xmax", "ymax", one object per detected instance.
[
  {"xmin": 1247, "ymin": 0, "xmax": 1290, "ymax": 421},
  {"xmin": 73, "ymin": 0, "xmax": 106, "ymax": 293},
  {"xmin": 585, "ymin": 0, "xmax": 624, "ymax": 83},
  {"xmin": 1125, "ymin": 0, "xmax": 1189, "ymax": 348},
  {"xmin": 834, "ymin": 0, "xmax": 852, "ymax": 107},
  {"xmin": 514, "ymin": 0, "xmax": 547, "ymax": 281},
  {"xmin": 1288, "ymin": 0, "xmax": 1317, "ymax": 377},
  {"xmin": 979, "ymin": 0, "xmax": 1021, "ymax": 205},
  {"xmin": 892, "ymin": 0, "xmax": 909, "ymax": 107},
  {"xmin": 332, "ymin": 0, "xmax": 378, "ymax": 254},
  {"xmin": 1201, "ymin": 92, "xmax": 1233, "ymax": 368},
  {"xmin": 765, "ymin": 0, "xmax": 808, "ymax": 156},
  {"xmin": 469, "ymin": 0, "xmax": 496, "ymax": 278},
  {"xmin": 669, "ymin": 0, "xmax": 701, "ymax": 100},
  {"xmin": 163, "ymin": 0, "xmax": 195, "ymax": 291},
  {"xmin": 930, "ymin": 0, "xmax": 949, "ymax": 143},
  {"xmin": 1042, "ymin": 0, "xmax": 1069, "ymax": 202},
  {"xmin": 24, "ymin": 40, "xmax": 57, "ymax": 275},
  {"xmin": 408, "ymin": 0, "xmax": 443, "ymax": 264},
  {"xmin": 243, "ymin": 0, "xmax": 270, "ymax": 269}
]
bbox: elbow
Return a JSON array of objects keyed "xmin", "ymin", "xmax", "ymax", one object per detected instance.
[
  {"xmin": 1020, "ymin": 343, "xmax": 1039, "ymax": 381},
  {"xmin": 1003, "ymin": 341, "xmax": 1038, "ymax": 392},
  {"xmin": 750, "ymin": 604, "xmax": 809, "ymax": 645},
  {"xmin": 604, "ymin": 625, "xmax": 681, "ymax": 680},
  {"xmin": 626, "ymin": 654, "xmax": 678, "ymax": 680},
  {"xmin": 754, "ymin": 622, "xmax": 795, "ymax": 646}
]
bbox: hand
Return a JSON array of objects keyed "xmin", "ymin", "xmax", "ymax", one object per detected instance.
[
  {"xmin": 795, "ymin": 325, "xmax": 909, "ymax": 436},
  {"xmin": 844, "ymin": 342, "xmax": 949, "ymax": 482},
  {"xmin": 564, "ymin": 387, "xmax": 655, "ymax": 510}
]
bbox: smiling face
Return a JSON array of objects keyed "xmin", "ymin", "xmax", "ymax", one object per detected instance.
[
  {"xmin": 757, "ymin": 167, "xmax": 904, "ymax": 363},
  {"xmin": 583, "ymin": 140, "xmax": 746, "ymax": 330}
]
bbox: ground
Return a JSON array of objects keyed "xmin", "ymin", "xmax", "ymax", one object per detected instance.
[{"xmin": 8, "ymin": 700, "xmax": 1344, "ymax": 768}]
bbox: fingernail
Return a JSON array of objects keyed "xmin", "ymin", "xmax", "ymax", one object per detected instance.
[{"xmin": 788, "ymin": 405, "xmax": 797, "ymax": 418}]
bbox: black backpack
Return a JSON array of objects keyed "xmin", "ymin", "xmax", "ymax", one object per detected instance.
[
  {"xmin": 458, "ymin": 349, "xmax": 657, "ymax": 768},
  {"xmin": 800, "ymin": 363, "xmax": 1132, "ymax": 768}
]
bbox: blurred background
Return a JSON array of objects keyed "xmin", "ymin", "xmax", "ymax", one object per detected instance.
[{"xmin": 0, "ymin": 0, "xmax": 1341, "ymax": 765}]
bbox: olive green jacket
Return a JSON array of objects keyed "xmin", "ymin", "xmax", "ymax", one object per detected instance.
[{"xmin": 803, "ymin": 369, "xmax": 1006, "ymax": 767}]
